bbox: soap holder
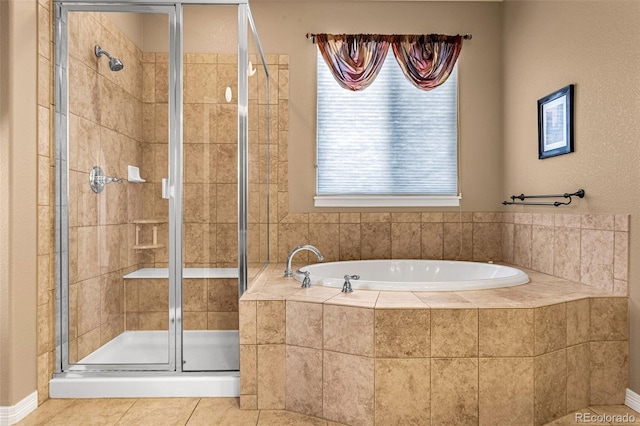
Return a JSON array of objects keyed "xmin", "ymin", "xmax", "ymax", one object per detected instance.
[{"xmin": 127, "ymin": 165, "xmax": 146, "ymax": 183}]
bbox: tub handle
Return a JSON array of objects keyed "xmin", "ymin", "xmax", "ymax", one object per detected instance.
[
  {"xmin": 342, "ymin": 274, "xmax": 359, "ymax": 293},
  {"xmin": 297, "ymin": 269, "xmax": 312, "ymax": 289}
]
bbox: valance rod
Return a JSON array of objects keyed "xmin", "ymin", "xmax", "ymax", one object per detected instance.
[{"xmin": 305, "ymin": 32, "xmax": 472, "ymax": 43}]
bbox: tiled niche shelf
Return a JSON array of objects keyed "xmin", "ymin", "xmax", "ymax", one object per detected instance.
[{"xmin": 132, "ymin": 219, "xmax": 166, "ymax": 250}]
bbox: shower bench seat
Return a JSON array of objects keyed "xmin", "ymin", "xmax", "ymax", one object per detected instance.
[{"xmin": 123, "ymin": 268, "xmax": 239, "ymax": 280}]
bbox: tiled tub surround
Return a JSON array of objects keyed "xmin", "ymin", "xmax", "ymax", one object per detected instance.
[
  {"xmin": 277, "ymin": 212, "xmax": 630, "ymax": 296},
  {"xmin": 238, "ymin": 265, "xmax": 629, "ymax": 426}
]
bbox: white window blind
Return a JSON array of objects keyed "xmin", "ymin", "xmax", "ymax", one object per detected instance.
[{"xmin": 316, "ymin": 50, "xmax": 459, "ymax": 206}]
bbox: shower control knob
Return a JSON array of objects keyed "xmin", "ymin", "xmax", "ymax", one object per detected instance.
[{"xmin": 89, "ymin": 166, "xmax": 123, "ymax": 193}]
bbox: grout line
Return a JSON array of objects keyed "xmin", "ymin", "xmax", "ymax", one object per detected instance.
[
  {"xmin": 253, "ymin": 300, "xmax": 258, "ymax": 408},
  {"xmin": 321, "ymin": 302, "xmax": 325, "ymax": 423},
  {"xmin": 183, "ymin": 397, "xmax": 202, "ymax": 425},
  {"xmin": 114, "ymin": 398, "xmax": 138, "ymax": 424},
  {"xmin": 533, "ymin": 353, "xmax": 537, "ymax": 426},
  {"xmin": 564, "ymin": 343, "xmax": 568, "ymax": 418},
  {"xmin": 372, "ymin": 306, "xmax": 376, "ymax": 426},
  {"xmin": 476, "ymin": 308, "xmax": 480, "ymax": 424}
]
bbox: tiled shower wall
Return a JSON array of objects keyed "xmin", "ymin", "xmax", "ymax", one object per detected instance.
[
  {"xmin": 138, "ymin": 51, "xmax": 274, "ymax": 269},
  {"xmin": 121, "ymin": 52, "xmax": 282, "ymax": 332},
  {"xmin": 36, "ymin": 0, "xmax": 147, "ymax": 402},
  {"xmin": 124, "ymin": 278, "xmax": 240, "ymax": 331},
  {"xmin": 37, "ymin": 0, "xmax": 56, "ymax": 405}
]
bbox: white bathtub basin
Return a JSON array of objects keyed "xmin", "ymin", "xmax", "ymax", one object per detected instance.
[{"xmin": 295, "ymin": 260, "xmax": 529, "ymax": 291}]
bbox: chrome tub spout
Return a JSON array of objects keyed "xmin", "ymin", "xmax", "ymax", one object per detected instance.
[{"xmin": 284, "ymin": 245, "xmax": 324, "ymax": 277}]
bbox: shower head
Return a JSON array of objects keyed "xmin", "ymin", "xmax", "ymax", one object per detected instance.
[{"xmin": 94, "ymin": 45, "xmax": 124, "ymax": 72}]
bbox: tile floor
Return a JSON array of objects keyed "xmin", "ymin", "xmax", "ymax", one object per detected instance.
[
  {"xmin": 16, "ymin": 398, "xmax": 341, "ymax": 426},
  {"xmin": 546, "ymin": 405, "xmax": 640, "ymax": 426},
  {"xmin": 16, "ymin": 398, "xmax": 640, "ymax": 426}
]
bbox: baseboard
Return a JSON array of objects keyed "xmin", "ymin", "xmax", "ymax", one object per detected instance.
[
  {"xmin": 50, "ymin": 373, "xmax": 239, "ymax": 398},
  {"xmin": 626, "ymin": 388, "xmax": 640, "ymax": 413},
  {"xmin": 0, "ymin": 391, "xmax": 38, "ymax": 426}
]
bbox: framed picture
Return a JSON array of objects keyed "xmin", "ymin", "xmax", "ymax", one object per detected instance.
[{"xmin": 538, "ymin": 84, "xmax": 574, "ymax": 159}]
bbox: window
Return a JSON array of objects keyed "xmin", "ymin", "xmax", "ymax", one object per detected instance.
[{"xmin": 315, "ymin": 50, "xmax": 460, "ymax": 207}]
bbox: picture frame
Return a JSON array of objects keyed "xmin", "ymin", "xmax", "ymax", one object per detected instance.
[{"xmin": 538, "ymin": 84, "xmax": 574, "ymax": 159}]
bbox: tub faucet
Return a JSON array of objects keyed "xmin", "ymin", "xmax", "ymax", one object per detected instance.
[
  {"xmin": 299, "ymin": 270, "xmax": 312, "ymax": 288},
  {"xmin": 284, "ymin": 244, "xmax": 324, "ymax": 277},
  {"xmin": 342, "ymin": 274, "xmax": 359, "ymax": 293}
]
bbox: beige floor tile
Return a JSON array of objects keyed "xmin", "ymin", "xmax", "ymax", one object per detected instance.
[
  {"xmin": 590, "ymin": 405, "xmax": 640, "ymax": 424},
  {"xmin": 45, "ymin": 399, "xmax": 136, "ymax": 426},
  {"xmin": 186, "ymin": 398, "xmax": 259, "ymax": 426},
  {"xmin": 16, "ymin": 399, "xmax": 76, "ymax": 426},
  {"xmin": 257, "ymin": 410, "xmax": 327, "ymax": 425},
  {"xmin": 115, "ymin": 398, "xmax": 199, "ymax": 425},
  {"xmin": 544, "ymin": 409, "xmax": 607, "ymax": 425},
  {"xmin": 19, "ymin": 397, "xmax": 638, "ymax": 426}
]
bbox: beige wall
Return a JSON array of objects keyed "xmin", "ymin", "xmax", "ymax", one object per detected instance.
[
  {"xmin": 0, "ymin": 0, "xmax": 38, "ymax": 407},
  {"xmin": 142, "ymin": 6, "xmax": 238, "ymax": 53},
  {"xmin": 250, "ymin": 1, "xmax": 504, "ymax": 212},
  {"xmin": 502, "ymin": 0, "xmax": 640, "ymax": 392},
  {"xmin": 108, "ymin": 13, "xmax": 144, "ymax": 48}
]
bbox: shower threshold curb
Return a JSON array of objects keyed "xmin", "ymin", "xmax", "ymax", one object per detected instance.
[{"xmin": 49, "ymin": 372, "xmax": 239, "ymax": 398}]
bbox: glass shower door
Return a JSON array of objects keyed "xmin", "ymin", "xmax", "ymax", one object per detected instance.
[
  {"xmin": 180, "ymin": 4, "xmax": 240, "ymax": 372},
  {"xmin": 58, "ymin": 5, "xmax": 178, "ymax": 371},
  {"xmin": 56, "ymin": 1, "xmax": 263, "ymax": 376}
]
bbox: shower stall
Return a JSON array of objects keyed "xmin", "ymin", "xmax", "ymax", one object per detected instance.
[{"xmin": 51, "ymin": 0, "xmax": 270, "ymax": 397}]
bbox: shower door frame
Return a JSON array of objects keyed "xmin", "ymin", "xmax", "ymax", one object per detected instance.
[{"xmin": 53, "ymin": 0, "xmax": 253, "ymax": 374}]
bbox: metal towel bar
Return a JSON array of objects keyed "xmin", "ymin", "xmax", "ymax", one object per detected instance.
[{"xmin": 502, "ymin": 189, "xmax": 585, "ymax": 207}]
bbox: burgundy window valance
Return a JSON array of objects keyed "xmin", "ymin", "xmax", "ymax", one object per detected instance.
[{"xmin": 316, "ymin": 33, "xmax": 464, "ymax": 92}]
